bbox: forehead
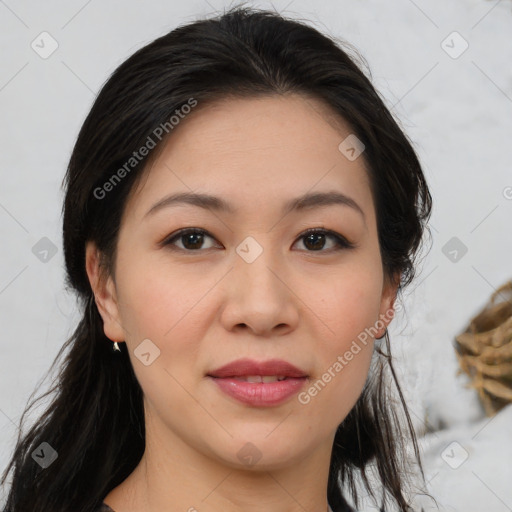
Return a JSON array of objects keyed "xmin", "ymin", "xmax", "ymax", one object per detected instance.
[{"xmin": 124, "ymin": 94, "xmax": 373, "ymax": 223}]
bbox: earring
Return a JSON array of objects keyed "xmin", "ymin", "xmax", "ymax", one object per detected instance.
[{"xmin": 113, "ymin": 341, "xmax": 121, "ymax": 352}]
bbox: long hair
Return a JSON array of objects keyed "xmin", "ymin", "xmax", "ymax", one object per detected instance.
[{"xmin": 1, "ymin": 5, "xmax": 435, "ymax": 512}]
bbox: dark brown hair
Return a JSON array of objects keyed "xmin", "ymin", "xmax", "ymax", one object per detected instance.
[{"xmin": 1, "ymin": 5, "xmax": 435, "ymax": 512}]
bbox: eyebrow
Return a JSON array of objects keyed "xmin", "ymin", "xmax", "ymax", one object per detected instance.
[{"xmin": 144, "ymin": 190, "xmax": 366, "ymax": 222}]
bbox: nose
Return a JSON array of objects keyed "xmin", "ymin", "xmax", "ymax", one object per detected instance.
[{"xmin": 219, "ymin": 241, "xmax": 300, "ymax": 337}]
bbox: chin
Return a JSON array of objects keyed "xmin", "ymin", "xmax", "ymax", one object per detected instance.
[{"xmin": 209, "ymin": 431, "xmax": 311, "ymax": 471}]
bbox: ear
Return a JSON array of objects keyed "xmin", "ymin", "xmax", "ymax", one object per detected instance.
[
  {"xmin": 85, "ymin": 241, "xmax": 125, "ymax": 343},
  {"xmin": 376, "ymin": 271, "xmax": 400, "ymax": 338}
]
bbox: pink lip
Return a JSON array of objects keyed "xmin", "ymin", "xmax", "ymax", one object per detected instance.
[
  {"xmin": 209, "ymin": 377, "xmax": 307, "ymax": 406},
  {"xmin": 208, "ymin": 358, "xmax": 308, "ymax": 378},
  {"xmin": 207, "ymin": 358, "xmax": 308, "ymax": 407}
]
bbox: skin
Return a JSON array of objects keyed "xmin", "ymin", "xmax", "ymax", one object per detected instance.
[{"xmin": 86, "ymin": 94, "xmax": 398, "ymax": 512}]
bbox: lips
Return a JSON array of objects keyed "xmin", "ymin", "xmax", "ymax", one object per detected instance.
[
  {"xmin": 207, "ymin": 358, "xmax": 308, "ymax": 379},
  {"xmin": 207, "ymin": 358, "xmax": 308, "ymax": 406}
]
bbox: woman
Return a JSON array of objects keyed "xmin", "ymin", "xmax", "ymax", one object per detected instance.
[{"xmin": 1, "ymin": 5, "xmax": 435, "ymax": 512}]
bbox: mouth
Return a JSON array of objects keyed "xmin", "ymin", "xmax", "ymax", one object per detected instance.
[{"xmin": 207, "ymin": 358, "xmax": 309, "ymax": 407}]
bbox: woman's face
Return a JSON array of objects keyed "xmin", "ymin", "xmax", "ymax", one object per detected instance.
[{"xmin": 87, "ymin": 94, "xmax": 397, "ymax": 471}]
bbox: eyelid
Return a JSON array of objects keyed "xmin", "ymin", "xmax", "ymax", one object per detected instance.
[
  {"xmin": 299, "ymin": 227, "xmax": 356, "ymax": 250},
  {"xmin": 159, "ymin": 228, "xmax": 219, "ymax": 250}
]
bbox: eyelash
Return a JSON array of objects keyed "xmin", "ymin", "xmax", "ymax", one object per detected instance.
[{"xmin": 161, "ymin": 227, "xmax": 356, "ymax": 253}]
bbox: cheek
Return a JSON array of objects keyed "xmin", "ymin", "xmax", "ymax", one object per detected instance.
[
  {"xmin": 116, "ymin": 248, "xmax": 207, "ymax": 337},
  {"xmin": 115, "ymin": 253, "xmax": 217, "ymax": 385},
  {"xmin": 115, "ymin": 264, "xmax": 207, "ymax": 408},
  {"xmin": 301, "ymin": 277, "xmax": 379, "ymax": 426},
  {"xmin": 304, "ymin": 255, "xmax": 383, "ymax": 411},
  {"xmin": 316, "ymin": 259, "xmax": 384, "ymax": 346}
]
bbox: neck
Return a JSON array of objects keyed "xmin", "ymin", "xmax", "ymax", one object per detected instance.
[{"xmin": 104, "ymin": 411, "xmax": 335, "ymax": 512}]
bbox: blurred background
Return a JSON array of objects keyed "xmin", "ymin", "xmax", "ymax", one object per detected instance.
[{"xmin": 1, "ymin": 0, "xmax": 511, "ymax": 510}]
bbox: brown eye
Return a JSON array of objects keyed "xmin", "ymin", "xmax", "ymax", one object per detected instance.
[
  {"xmin": 295, "ymin": 228, "xmax": 355, "ymax": 252},
  {"xmin": 162, "ymin": 227, "xmax": 355, "ymax": 253},
  {"xmin": 163, "ymin": 229, "xmax": 218, "ymax": 251}
]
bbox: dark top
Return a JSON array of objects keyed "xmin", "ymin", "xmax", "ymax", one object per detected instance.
[
  {"xmin": 96, "ymin": 502, "xmax": 338, "ymax": 511},
  {"xmin": 97, "ymin": 502, "xmax": 340, "ymax": 511}
]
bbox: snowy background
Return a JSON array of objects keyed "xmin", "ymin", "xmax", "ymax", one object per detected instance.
[{"xmin": 1, "ymin": 0, "xmax": 511, "ymax": 511}]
